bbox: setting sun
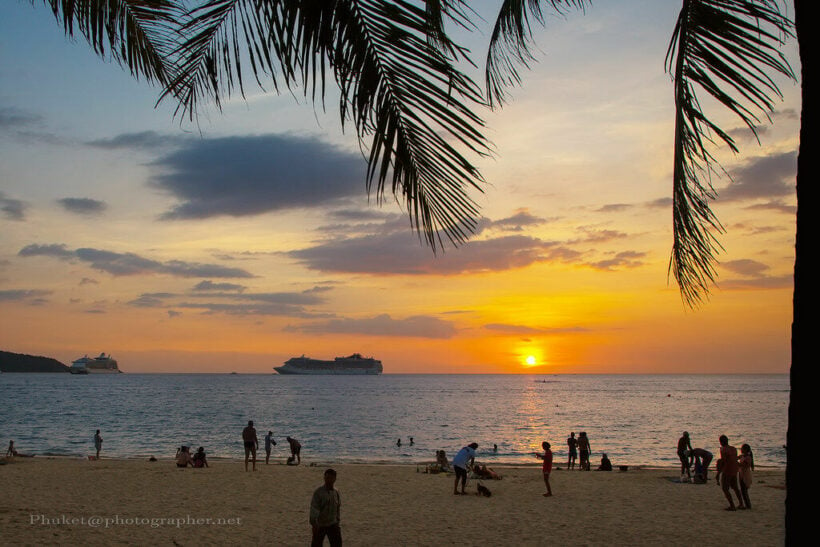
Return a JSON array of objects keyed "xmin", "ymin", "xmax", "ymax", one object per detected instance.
[{"xmin": 525, "ymin": 355, "xmax": 537, "ymax": 366}]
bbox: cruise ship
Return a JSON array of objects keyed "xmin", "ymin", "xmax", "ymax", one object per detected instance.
[
  {"xmin": 70, "ymin": 353, "xmax": 122, "ymax": 374},
  {"xmin": 274, "ymin": 354, "xmax": 382, "ymax": 375}
]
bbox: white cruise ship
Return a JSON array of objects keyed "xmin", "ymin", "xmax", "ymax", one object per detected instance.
[
  {"xmin": 274, "ymin": 354, "xmax": 382, "ymax": 375},
  {"xmin": 70, "ymin": 353, "xmax": 121, "ymax": 374}
]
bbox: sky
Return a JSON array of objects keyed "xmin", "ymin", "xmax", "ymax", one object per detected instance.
[{"xmin": 0, "ymin": 1, "xmax": 800, "ymax": 373}]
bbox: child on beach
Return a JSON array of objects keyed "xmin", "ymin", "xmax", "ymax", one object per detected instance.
[
  {"xmin": 738, "ymin": 444, "xmax": 754, "ymax": 510},
  {"xmin": 535, "ymin": 441, "xmax": 553, "ymax": 497}
]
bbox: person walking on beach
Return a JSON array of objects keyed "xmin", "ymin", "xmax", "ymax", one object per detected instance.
[
  {"xmin": 310, "ymin": 468, "xmax": 341, "ymax": 547},
  {"xmin": 718, "ymin": 435, "xmax": 743, "ymax": 510},
  {"xmin": 566, "ymin": 432, "xmax": 577, "ymax": 470},
  {"xmin": 265, "ymin": 431, "xmax": 276, "ymax": 464},
  {"xmin": 287, "ymin": 436, "xmax": 302, "ymax": 465},
  {"xmin": 452, "ymin": 442, "xmax": 478, "ymax": 495},
  {"xmin": 242, "ymin": 420, "xmax": 258, "ymax": 471},
  {"xmin": 677, "ymin": 431, "xmax": 693, "ymax": 480},
  {"xmin": 738, "ymin": 443, "xmax": 754, "ymax": 510},
  {"xmin": 94, "ymin": 429, "xmax": 103, "ymax": 459},
  {"xmin": 577, "ymin": 432, "xmax": 591, "ymax": 471},
  {"xmin": 535, "ymin": 441, "xmax": 553, "ymax": 496},
  {"xmin": 6, "ymin": 440, "xmax": 15, "ymax": 457}
]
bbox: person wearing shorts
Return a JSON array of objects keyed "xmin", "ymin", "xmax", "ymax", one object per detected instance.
[
  {"xmin": 536, "ymin": 441, "xmax": 553, "ymax": 496},
  {"xmin": 567, "ymin": 432, "xmax": 577, "ymax": 470},
  {"xmin": 452, "ymin": 442, "xmax": 478, "ymax": 495},
  {"xmin": 242, "ymin": 420, "xmax": 258, "ymax": 471}
]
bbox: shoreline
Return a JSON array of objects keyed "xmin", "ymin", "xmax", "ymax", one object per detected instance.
[{"xmin": 2, "ymin": 456, "xmax": 785, "ymax": 545}]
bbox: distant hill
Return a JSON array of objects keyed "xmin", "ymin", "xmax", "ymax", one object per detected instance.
[{"xmin": 0, "ymin": 350, "xmax": 69, "ymax": 373}]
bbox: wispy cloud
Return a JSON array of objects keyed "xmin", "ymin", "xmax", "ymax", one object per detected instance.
[
  {"xmin": 0, "ymin": 192, "xmax": 27, "ymax": 221},
  {"xmin": 722, "ymin": 151, "xmax": 796, "ymax": 201},
  {"xmin": 18, "ymin": 244, "xmax": 254, "ymax": 278},
  {"xmin": 286, "ymin": 314, "xmax": 458, "ymax": 338}
]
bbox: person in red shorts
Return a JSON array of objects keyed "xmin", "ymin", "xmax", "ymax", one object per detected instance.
[{"xmin": 535, "ymin": 441, "xmax": 553, "ymax": 497}]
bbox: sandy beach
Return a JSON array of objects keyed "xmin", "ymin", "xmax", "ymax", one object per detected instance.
[{"xmin": 0, "ymin": 456, "xmax": 784, "ymax": 546}]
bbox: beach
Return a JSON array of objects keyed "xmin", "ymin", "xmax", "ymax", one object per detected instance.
[{"xmin": 1, "ymin": 456, "xmax": 785, "ymax": 545}]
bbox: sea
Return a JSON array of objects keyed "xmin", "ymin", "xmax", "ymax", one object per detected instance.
[{"xmin": 0, "ymin": 373, "xmax": 789, "ymax": 468}]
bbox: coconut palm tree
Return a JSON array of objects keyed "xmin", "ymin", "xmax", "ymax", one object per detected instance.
[{"xmin": 33, "ymin": 0, "xmax": 806, "ymax": 537}]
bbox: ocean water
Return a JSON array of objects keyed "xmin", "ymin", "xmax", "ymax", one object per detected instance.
[{"xmin": 0, "ymin": 374, "xmax": 788, "ymax": 467}]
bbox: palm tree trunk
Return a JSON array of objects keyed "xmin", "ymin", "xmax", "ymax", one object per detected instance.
[{"xmin": 788, "ymin": 0, "xmax": 810, "ymax": 541}]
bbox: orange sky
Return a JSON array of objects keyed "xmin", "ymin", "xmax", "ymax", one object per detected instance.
[{"xmin": 0, "ymin": 2, "xmax": 798, "ymax": 373}]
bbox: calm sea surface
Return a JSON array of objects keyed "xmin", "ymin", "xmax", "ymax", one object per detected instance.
[{"xmin": 0, "ymin": 374, "xmax": 788, "ymax": 467}]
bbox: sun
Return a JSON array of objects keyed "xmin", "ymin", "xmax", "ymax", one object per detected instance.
[{"xmin": 525, "ymin": 355, "xmax": 537, "ymax": 366}]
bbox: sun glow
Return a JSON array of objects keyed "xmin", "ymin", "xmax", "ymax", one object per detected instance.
[{"xmin": 525, "ymin": 355, "xmax": 537, "ymax": 366}]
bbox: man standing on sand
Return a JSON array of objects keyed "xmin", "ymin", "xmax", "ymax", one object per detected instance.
[
  {"xmin": 577, "ymin": 432, "xmax": 591, "ymax": 471},
  {"xmin": 242, "ymin": 420, "xmax": 258, "ymax": 471},
  {"xmin": 265, "ymin": 431, "xmax": 276, "ymax": 464},
  {"xmin": 535, "ymin": 441, "xmax": 553, "ymax": 496},
  {"xmin": 566, "ymin": 432, "xmax": 577, "ymax": 470},
  {"xmin": 310, "ymin": 468, "xmax": 341, "ymax": 547},
  {"xmin": 287, "ymin": 436, "xmax": 302, "ymax": 465},
  {"xmin": 94, "ymin": 430, "xmax": 103, "ymax": 459},
  {"xmin": 452, "ymin": 442, "xmax": 478, "ymax": 495},
  {"xmin": 677, "ymin": 431, "xmax": 693, "ymax": 479},
  {"xmin": 718, "ymin": 435, "xmax": 744, "ymax": 510}
]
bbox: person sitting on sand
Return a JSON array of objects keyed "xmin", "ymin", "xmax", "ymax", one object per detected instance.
[
  {"xmin": 192, "ymin": 446, "xmax": 209, "ymax": 468},
  {"xmin": 176, "ymin": 446, "xmax": 193, "ymax": 468},
  {"xmin": 473, "ymin": 463, "xmax": 502, "ymax": 480},
  {"xmin": 426, "ymin": 450, "xmax": 450, "ymax": 473},
  {"xmin": 597, "ymin": 453, "xmax": 612, "ymax": 471},
  {"xmin": 452, "ymin": 443, "xmax": 478, "ymax": 495}
]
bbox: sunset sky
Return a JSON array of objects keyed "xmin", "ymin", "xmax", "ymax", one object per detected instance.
[{"xmin": 0, "ymin": 1, "xmax": 799, "ymax": 373}]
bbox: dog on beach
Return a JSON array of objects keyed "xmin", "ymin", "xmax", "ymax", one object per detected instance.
[{"xmin": 476, "ymin": 482, "xmax": 492, "ymax": 497}]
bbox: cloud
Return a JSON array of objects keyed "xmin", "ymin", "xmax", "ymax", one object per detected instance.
[
  {"xmin": 127, "ymin": 289, "xmax": 328, "ymax": 318},
  {"xmin": 483, "ymin": 323, "xmax": 590, "ymax": 335},
  {"xmin": 57, "ymin": 197, "xmax": 107, "ymax": 215},
  {"xmin": 86, "ymin": 131, "xmax": 187, "ymax": 150},
  {"xmin": 192, "ymin": 280, "xmax": 247, "ymax": 292},
  {"xmin": 19, "ymin": 244, "xmax": 254, "ymax": 278},
  {"xmin": 487, "ymin": 209, "xmax": 550, "ymax": 232},
  {"xmin": 149, "ymin": 134, "xmax": 366, "ymax": 219},
  {"xmin": 722, "ymin": 151, "xmax": 796, "ymax": 201},
  {"xmin": 286, "ymin": 314, "xmax": 457, "ymax": 338},
  {"xmin": 0, "ymin": 107, "xmax": 42, "ymax": 129},
  {"xmin": 587, "ymin": 250, "xmax": 646, "ymax": 271},
  {"xmin": 722, "ymin": 259, "xmax": 770, "ymax": 277},
  {"xmin": 0, "ymin": 192, "xmax": 27, "ymax": 221},
  {"xmin": 0, "ymin": 289, "xmax": 51, "ymax": 303},
  {"xmin": 289, "ymin": 230, "xmax": 577, "ymax": 275}
]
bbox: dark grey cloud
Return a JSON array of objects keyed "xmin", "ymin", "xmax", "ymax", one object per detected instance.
[
  {"xmin": 0, "ymin": 289, "xmax": 51, "ymax": 302},
  {"xmin": 286, "ymin": 314, "xmax": 457, "ymax": 339},
  {"xmin": 57, "ymin": 197, "xmax": 107, "ymax": 215},
  {"xmin": 587, "ymin": 250, "xmax": 646, "ymax": 271},
  {"xmin": 86, "ymin": 131, "xmax": 188, "ymax": 150},
  {"xmin": 0, "ymin": 107, "xmax": 42, "ymax": 129},
  {"xmin": 723, "ymin": 151, "xmax": 796, "ymax": 201},
  {"xmin": 645, "ymin": 197, "xmax": 673, "ymax": 209},
  {"xmin": 595, "ymin": 203, "xmax": 633, "ymax": 213},
  {"xmin": 192, "ymin": 280, "xmax": 247, "ymax": 292},
  {"xmin": 487, "ymin": 210, "xmax": 549, "ymax": 232},
  {"xmin": 0, "ymin": 192, "xmax": 27, "ymax": 221},
  {"xmin": 19, "ymin": 244, "xmax": 254, "ymax": 278},
  {"xmin": 150, "ymin": 134, "xmax": 366, "ymax": 219},
  {"xmin": 743, "ymin": 200, "xmax": 796, "ymax": 215},
  {"xmin": 127, "ymin": 289, "xmax": 328, "ymax": 318},
  {"xmin": 289, "ymin": 230, "xmax": 576, "ymax": 275}
]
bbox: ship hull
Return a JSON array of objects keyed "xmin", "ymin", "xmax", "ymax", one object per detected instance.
[{"xmin": 275, "ymin": 355, "xmax": 382, "ymax": 375}]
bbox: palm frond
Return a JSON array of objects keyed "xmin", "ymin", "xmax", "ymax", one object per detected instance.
[
  {"xmin": 166, "ymin": 0, "xmax": 492, "ymax": 249},
  {"xmin": 485, "ymin": 0, "xmax": 589, "ymax": 107},
  {"xmin": 666, "ymin": 0, "xmax": 794, "ymax": 306},
  {"xmin": 38, "ymin": 0, "xmax": 181, "ymax": 85}
]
